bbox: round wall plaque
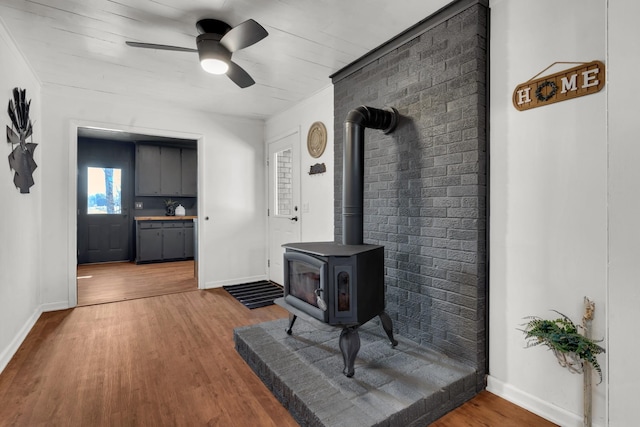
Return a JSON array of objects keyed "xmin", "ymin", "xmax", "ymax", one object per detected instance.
[{"xmin": 307, "ymin": 121, "xmax": 327, "ymax": 158}]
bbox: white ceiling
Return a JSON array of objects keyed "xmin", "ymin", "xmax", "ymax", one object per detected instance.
[{"xmin": 0, "ymin": 0, "xmax": 452, "ymax": 120}]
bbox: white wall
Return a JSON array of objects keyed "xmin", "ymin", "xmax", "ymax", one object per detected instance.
[
  {"xmin": 265, "ymin": 85, "xmax": 334, "ymax": 242},
  {"xmin": 607, "ymin": 0, "xmax": 640, "ymax": 425},
  {"xmin": 0, "ymin": 20, "xmax": 42, "ymax": 372},
  {"xmin": 488, "ymin": 0, "xmax": 608, "ymax": 425},
  {"xmin": 37, "ymin": 84, "xmax": 267, "ymax": 307}
]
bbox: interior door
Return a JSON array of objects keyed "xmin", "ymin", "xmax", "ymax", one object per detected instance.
[
  {"xmin": 268, "ymin": 132, "xmax": 301, "ymax": 285},
  {"xmin": 77, "ymin": 139, "xmax": 134, "ymax": 264}
]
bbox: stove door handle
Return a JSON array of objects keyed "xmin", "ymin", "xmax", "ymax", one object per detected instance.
[{"xmin": 315, "ymin": 288, "xmax": 327, "ymax": 311}]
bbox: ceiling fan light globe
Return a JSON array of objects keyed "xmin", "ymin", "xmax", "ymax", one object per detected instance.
[
  {"xmin": 196, "ymin": 34, "xmax": 232, "ymax": 75},
  {"xmin": 201, "ymin": 58, "xmax": 229, "ymax": 74}
]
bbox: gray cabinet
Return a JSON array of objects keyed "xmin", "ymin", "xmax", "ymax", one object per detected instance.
[
  {"xmin": 135, "ymin": 145, "xmax": 162, "ymax": 195},
  {"xmin": 137, "ymin": 222, "xmax": 163, "ymax": 262},
  {"xmin": 181, "ymin": 148, "xmax": 197, "ymax": 196},
  {"xmin": 184, "ymin": 222, "xmax": 195, "ymax": 258},
  {"xmin": 135, "ymin": 144, "xmax": 197, "ymax": 196},
  {"xmin": 162, "ymin": 223, "xmax": 185, "ymax": 260},
  {"xmin": 136, "ymin": 220, "xmax": 195, "ymax": 263},
  {"xmin": 160, "ymin": 146, "xmax": 181, "ymax": 196}
]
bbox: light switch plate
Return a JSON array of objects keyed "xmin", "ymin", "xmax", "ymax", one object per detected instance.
[{"xmin": 135, "ymin": 202, "xmax": 143, "ymax": 209}]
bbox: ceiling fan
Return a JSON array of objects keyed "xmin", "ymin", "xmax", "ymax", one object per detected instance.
[{"xmin": 126, "ymin": 19, "xmax": 268, "ymax": 88}]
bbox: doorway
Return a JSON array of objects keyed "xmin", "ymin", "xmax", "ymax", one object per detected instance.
[
  {"xmin": 75, "ymin": 127, "xmax": 199, "ymax": 306},
  {"xmin": 267, "ymin": 131, "xmax": 301, "ymax": 285}
]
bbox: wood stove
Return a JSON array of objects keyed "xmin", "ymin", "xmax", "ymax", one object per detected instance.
[
  {"xmin": 283, "ymin": 242, "xmax": 384, "ymax": 326},
  {"xmin": 276, "ymin": 106, "xmax": 399, "ymax": 377}
]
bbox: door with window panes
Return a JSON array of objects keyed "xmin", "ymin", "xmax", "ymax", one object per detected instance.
[
  {"xmin": 267, "ymin": 131, "xmax": 301, "ymax": 285},
  {"xmin": 77, "ymin": 138, "xmax": 134, "ymax": 264}
]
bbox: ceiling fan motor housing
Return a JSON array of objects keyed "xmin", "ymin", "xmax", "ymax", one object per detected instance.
[{"xmin": 195, "ymin": 19, "xmax": 232, "ymax": 36}]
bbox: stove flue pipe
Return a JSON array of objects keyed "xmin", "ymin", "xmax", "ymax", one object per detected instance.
[{"xmin": 342, "ymin": 106, "xmax": 398, "ymax": 245}]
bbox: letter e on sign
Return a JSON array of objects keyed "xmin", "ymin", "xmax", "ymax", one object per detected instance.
[{"xmin": 513, "ymin": 61, "xmax": 605, "ymax": 111}]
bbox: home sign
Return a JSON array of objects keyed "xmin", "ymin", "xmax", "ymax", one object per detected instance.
[{"xmin": 513, "ymin": 60, "xmax": 605, "ymax": 111}]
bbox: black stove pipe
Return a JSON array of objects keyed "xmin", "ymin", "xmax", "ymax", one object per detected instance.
[{"xmin": 342, "ymin": 106, "xmax": 398, "ymax": 245}]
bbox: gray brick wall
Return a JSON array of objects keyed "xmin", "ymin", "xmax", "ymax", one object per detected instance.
[{"xmin": 332, "ymin": 3, "xmax": 487, "ymax": 386}]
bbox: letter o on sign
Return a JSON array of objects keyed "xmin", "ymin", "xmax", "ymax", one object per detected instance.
[{"xmin": 535, "ymin": 81, "xmax": 557, "ymax": 102}]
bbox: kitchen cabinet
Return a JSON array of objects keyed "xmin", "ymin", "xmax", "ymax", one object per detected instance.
[
  {"xmin": 135, "ymin": 145, "xmax": 161, "ymax": 195},
  {"xmin": 161, "ymin": 223, "xmax": 185, "ymax": 260},
  {"xmin": 181, "ymin": 148, "xmax": 197, "ymax": 196},
  {"xmin": 135, "ymin": 219, "xmax": 195, "ymax": 263},
  {"xmin": 184, "ymin": 221, "xmax": 195, "ymax": 258},
  {"xmin": 136, "ymin": 222, "xmax": 163, "ymax": 262},
  {"xmin": 135, "ymin": 144, "xmax": 197, "ymax": 197},
  {"xmin": 160, "ymin": 146, "xmax": 181, "ymax": 196}
]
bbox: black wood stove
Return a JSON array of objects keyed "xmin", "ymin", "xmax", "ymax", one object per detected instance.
[{"xmin": 276, "ymin": 106, "xmax": 399, "ymax": 377}]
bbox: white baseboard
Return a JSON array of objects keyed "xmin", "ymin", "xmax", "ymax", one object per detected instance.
[
  {"xmin": 41, "ymin": 301, "xmax": 71, "ymax": 312},
  {"xmin": 204, "ymin": 275, "xmax": 268, "ymax": 289},
  {"xmin": 0, "ymin": 305, "xmax": 43, "ymax": 374},
  {"xmin": 0, "ymin": 301, "xmax": 72, "ymax": 375},
  {"xmin": 486, "ymin": 376, "xmax": 588, "ymax": 427}
]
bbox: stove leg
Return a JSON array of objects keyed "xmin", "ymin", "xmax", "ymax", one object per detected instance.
[
  {"xmin": 339, "ymin": 326, "xmax": 360, "ymax": 377},
  {"xmin": 286, "ymin": 314, "xmax": 297, "ymax": 335},
  {"xmin": 379, "ymin": 311, "xmax": 398, "ymax": 347}
]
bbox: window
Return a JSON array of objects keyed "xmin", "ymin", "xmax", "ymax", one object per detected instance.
[
  {"xmin": 87, "ymin": 167, "xmax": 121, "ymax": 214},
  {"xmin": 275, "ymin": 148, "xmax": 292, "ymax": 216}
]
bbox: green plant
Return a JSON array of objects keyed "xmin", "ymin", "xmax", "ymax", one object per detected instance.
[{"xmin": 521, "ymin": 311, "xmax": 605, "ymax": 383}]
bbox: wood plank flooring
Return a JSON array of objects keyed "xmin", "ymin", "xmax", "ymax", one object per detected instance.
[
  {"xmin": 0, "ymin": 289, "xmax": 298, "ymax": 427},
  {"xmin": 1, "ymin": 267, "xmax": 557, "ymax": 426},
  {"xmin": 431, "ymin": 391, "xmax": 557, "ymax": 426},
  {"xmin": 77, "ymin": 260, "xmax": 197, "ymax": 306}
]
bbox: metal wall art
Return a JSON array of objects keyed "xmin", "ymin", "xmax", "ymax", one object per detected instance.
[
  {"xmin": 6, "ymin": 88, "xmax": 37, "ymax": 193},
  {"xmin": 309, "ymin": 163, "xmax": 326, "ymax": 175}
]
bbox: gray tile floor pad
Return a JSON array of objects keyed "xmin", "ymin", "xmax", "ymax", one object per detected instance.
[{"xmin": 234, "ymin": 318, "xmax": 478, "ymax": 427}]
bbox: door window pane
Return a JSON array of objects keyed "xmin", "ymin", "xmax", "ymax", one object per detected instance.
[
  {"xmin": 87, "ymin": 167, "xmax": 121, "ymax": 214},
  {"xmin": 275, "ymin": 148, "xmax": 292, "ymax": 216}
]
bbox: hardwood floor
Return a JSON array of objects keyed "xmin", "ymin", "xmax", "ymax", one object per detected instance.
[
  {"xmin": 1, "ymin": 274, "xmax": 556, "ymax": 426},
  {"xmin": 0, "ymin": 289, "xmax": 297, "ymax": 426},
  {"xmin": 77, "ymin": 260, "xmax": 197, "ymax": 306},
  {"xmin": 431, "ymin": 391, "xmax": 557, "ymax": 426}
]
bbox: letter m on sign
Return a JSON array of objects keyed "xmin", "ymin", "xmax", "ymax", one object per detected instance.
[{"xmin": 561, "ymin": 74, "xmax": 577, "ymax": 94}]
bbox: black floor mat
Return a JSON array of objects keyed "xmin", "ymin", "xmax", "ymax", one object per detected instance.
[{"xmin": 223, "ymin": 280, "xmax": 283, "ymax": 309}]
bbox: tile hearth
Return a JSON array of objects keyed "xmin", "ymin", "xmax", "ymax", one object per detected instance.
[{"xmin": 235, "ymin": 318, "xmax": 477, "ymax": 427}]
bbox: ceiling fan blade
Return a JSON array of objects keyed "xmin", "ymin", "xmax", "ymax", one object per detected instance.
[
  {"xmin": 220, "ymin": 19, "xmax": 268, "ymax": 52},
  {"xmin": 226, "ymin": 61, "xmax": 255, "ymax": 88},
  {"xmin": 125, "ymin": 41, "xmax": 197, "ymax": 52}
]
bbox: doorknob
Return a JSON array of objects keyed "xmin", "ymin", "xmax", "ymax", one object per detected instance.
[{"xmin": 290, "ymin": 216, "xmax": 298, "ymax": 222}]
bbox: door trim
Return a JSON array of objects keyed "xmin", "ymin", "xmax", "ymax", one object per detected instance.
[{"xmin": 67, "ymin": 120, "xmax": 204, "ymax": 307}]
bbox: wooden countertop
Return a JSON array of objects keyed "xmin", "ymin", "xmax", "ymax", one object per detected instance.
[{"xmin": 135, "ymin": 216, "xmax": 197, "ymax": 221}]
